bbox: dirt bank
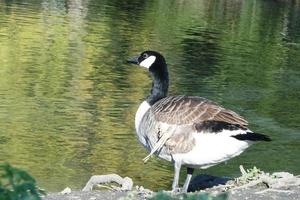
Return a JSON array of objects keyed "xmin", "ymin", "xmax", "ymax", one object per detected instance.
[{"xmin": 43, "ymin": 166, "xmax": 300, "ymax": 200}]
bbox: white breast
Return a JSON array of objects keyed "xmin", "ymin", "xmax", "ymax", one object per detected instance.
[{"xmin": 135, "ymin": 101, "xmax": 151, "ymax": 132}]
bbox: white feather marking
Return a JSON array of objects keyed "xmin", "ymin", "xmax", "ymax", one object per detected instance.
[
  {"xmin": 139, "ymin": 56, "xmax": 156, "ymax": 68},
  {"xmin": 135, "ymin": 101, "xmax": 151, "ymax": 132},
  {"xmin": 204, "ymin": 128, "xmax": 252, "ymax": 136},
  {"xmin": 142, "ymin": 131, "xmax": 171, "ymax": 163}
]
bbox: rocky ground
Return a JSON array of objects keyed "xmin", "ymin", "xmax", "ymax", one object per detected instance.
[{"xmin": 43, "ymin": 166, "xmax": 300, "ymax": 200}]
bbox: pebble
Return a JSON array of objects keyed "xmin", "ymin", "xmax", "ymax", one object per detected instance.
[{"xmin": 60, "ymin": 187, "xmax": 72, "ymax": 195}]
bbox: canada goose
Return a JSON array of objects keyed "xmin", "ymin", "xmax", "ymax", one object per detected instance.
[{"xmin": 127, "ymin": 50, "xmax": 271, "ymax": 192}]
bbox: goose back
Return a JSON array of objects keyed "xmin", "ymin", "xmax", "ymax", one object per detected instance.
[{"xmin": 151, "ymin": 95, "xmax": 248, "ymax": 128}]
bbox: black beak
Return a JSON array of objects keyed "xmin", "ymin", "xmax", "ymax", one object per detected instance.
[{"xmin": 127, "ymin": 55, "xmax": 139, "ymax": 65}]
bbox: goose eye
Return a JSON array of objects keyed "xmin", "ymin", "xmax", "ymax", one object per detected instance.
[{"xmin": 143, "ymin": 53, "xmax": 148, "ymax": 59}]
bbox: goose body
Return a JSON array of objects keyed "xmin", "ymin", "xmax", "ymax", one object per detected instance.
[
  {"xmin": 127, "ymin": 51, "xmax": 271, "ymax": 192},
  {"xmin": 136, "ymin": 96, "xmax": 251, "ymax": 166}
]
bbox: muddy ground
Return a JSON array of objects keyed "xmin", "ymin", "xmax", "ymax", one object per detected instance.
[{"xmin": 43, "ymin": 168, "xmax": 300, "ymax": 200}]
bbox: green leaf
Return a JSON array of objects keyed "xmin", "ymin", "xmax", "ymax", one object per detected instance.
[{"xmin": 0, "ymin": 163, "xmax": 45, "ymax": 200}]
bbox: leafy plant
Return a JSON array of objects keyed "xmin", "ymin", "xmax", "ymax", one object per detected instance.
[
  {"xmin": 236, "ymin": 166, "xmax": 265, "ymax": 184},
  {"xmin": 0, "ymin": 163, "xmax": 46, "ymax": 200}
]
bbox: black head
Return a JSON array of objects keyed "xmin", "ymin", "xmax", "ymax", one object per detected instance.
[{"xmin": 127, "ymin": 50, "xmax": 167, "ymax": 73}]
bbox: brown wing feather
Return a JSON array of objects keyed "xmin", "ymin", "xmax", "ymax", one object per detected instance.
[{"xmin": 151, "ymin": 95, "xmax": 248, "ymax": 128}]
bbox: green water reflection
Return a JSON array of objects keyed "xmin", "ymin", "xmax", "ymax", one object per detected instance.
[{"xmin": 0, "ymin": 0, "xmax": 299, "ymax": 192}]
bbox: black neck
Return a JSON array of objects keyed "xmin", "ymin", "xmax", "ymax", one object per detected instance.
[{"xmin": 146, "ymin": 64, "xmax": 169, "ymax": 106}]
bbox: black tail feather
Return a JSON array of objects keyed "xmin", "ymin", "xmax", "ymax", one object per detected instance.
[{"xmin": 232, "ymin": 132, "xmax": 271, "ymax": 141}]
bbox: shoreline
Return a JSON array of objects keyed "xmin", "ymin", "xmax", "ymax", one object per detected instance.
[
  {"xmin": 43, "ymin": 185, "xmax": 300, "ymax": 200},
  {"xmin": 43, "ymin": 167, "xmax": 300, "ymax": 200}
]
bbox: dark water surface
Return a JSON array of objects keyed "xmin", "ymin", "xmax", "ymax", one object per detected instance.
[{"xmin": 0, "ymin": 0, "xmax": 299, "ymax": 192}]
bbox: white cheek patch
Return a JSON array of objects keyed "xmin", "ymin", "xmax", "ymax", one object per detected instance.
[{"xmin": 139, "ymin": 56, "xmax": 156, "ymax": 68}]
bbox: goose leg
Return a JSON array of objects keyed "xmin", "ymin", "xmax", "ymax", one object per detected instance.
[
  {"xmin": 171, "ymin": 161, "xmax": 181, "ymax": 192},
  {"xmin": 182, "ymin": 167, "xmax": 194, "ymax": 193}
]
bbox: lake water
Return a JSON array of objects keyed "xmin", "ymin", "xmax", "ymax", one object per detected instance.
[{"xmin": 0, "ymin": 0, "xmax": 299, "ymax": 192}]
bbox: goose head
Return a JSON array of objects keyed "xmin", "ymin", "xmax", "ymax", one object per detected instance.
[{"xmin": 127, "ymin": 50, "xmax": 167, "ymax": 74}]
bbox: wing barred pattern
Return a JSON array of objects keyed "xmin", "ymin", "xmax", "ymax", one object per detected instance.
[{"xmin": 151, "ymin": 95, "xmax": 248, "ymax": 128}]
